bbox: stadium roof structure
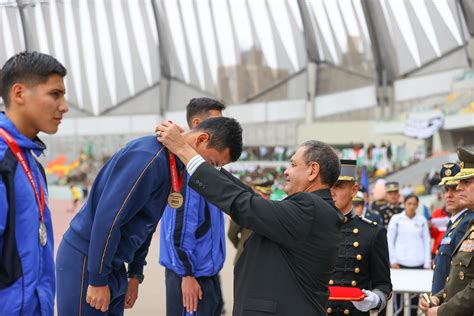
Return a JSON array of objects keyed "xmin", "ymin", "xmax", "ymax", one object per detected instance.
[{"xmin": 0, "ymin": 0, "xmax": 473, "ymax": 118}]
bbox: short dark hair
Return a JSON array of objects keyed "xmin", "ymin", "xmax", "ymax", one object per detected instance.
[
  {"xmin": 194, "ymin": 117, "xmax": 242, "ymax": 162},
  {"xmin": 301, "ymin": 140, "xmax": 340, "ymax": 187},
  {"xmin": 186, "ymin": 97, "xmax": 226, "ymax": 127},
  {"xmin": 0, "ymin": 51, "xmax": 66, "ymax": 107},
  {"xmin": 404, "ymin": 194, "xmax": 419, "ymax": 203}
]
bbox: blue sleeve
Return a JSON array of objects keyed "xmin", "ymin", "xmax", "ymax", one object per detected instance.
[
  {"xmin": 0, "ymin": 180, "xmax": 7, "ymax": 241},
  {"xmin": 168, "ymin": 182, "xmax": 202, "ymax": 276},
  {"xmin": 128, "ymin": 227, "xmax": 156, "ymax": 276},
  {"xmin": 88, "ymin": 149, "xmax": 165, "ymax": 286}
]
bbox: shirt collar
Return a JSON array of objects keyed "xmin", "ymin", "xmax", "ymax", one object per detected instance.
[{"xmin": 450, "ymin": 208, "xmax": 468, "ymax": 223}]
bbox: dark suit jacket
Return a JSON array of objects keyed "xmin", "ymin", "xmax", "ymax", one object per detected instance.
[{"xmin": 189, "ymin": 163, "xmax": 344, "ymax": 315}]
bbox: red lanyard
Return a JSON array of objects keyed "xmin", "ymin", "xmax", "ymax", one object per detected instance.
[
  {"xmin": 0, "ymin": 128, "xmax": 45, "ymax": 223},
  {"xmin": 168, "ymin": 151, "xmax": 184, "ymax": 192}
]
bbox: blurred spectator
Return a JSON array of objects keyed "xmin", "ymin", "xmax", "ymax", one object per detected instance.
[
  {"xmin": 387, "ymin": 194, "xmax": 431, "ymax": 316},
  {"xmin": 68, "ymin": 185, "xmax": 81, "ymax": 213}
]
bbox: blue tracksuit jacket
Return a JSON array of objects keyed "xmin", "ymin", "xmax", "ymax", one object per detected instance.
[
  {"xmin": 0, "ymin": 113, "xmax": 55, "ymax": 315},
  {"xmin": 62, "ymin": 136, "xmax": 174, "ymax": 286},
  {"xmin": 159, "ymin": 173, "xmax": 225, "ymax": 277}
]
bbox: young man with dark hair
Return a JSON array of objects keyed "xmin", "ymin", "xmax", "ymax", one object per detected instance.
[
  {"xmin": 329, "ymin": 160, "xmax": 392, "ymax": 315},
  {"xmin": 185, "ymin": 97, "xmax": 225, "ymax": 128},
  {"xmin": 157, "ymin": 124, "xmax": 344, "ymax": 315},
  {"xmin": 160, "ymin": 98, "xmax": 228, "ymax": 316},
  {"xmin": 0, "ymin": 51, "xmax": 68, "ymax": 315},
  {"xmin": 56, "ymin": 117, "xmax": 242, "ymax": 316}
]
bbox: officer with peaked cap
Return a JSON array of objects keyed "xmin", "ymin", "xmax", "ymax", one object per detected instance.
[
  {"xmin": 431, "ymin": 163, "xmax": 474, "ymax": 294},
  {"xmin": 329, "ymin": 160, "xmax": 392, "ymax": 315},
  {"xmin": 353, "ymin": 192, "xmax": 383, "ymax": 225},
  {"xmin": 378, "ymin": 182, "xmax": 403, "ymax": 227},
  {"xmin": 421, "ymin": 146, "xmax": 474, "ymax": 316}
]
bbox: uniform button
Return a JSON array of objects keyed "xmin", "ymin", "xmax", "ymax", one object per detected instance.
[
  {"xmin": 356, "ymin": 254, "xmax": 362, "ymax": 261},
  {"xmin": 354, "ymin": 267, "xmax": 360, "ymax": 274},
  {"xmin": 433, "ymin": 264, "xmax": 436, "ymax": 269},
  {"xmin": 446, "ymin": 277, "xmax": 449, "ymax": 282},
  {"xmin": 327, "ymin": 307, "xmax": 333, "ymax": 314},
  {"xmin": 353, "ymin": 241, "xmax": 359, "ymax": 248},
  {"xmin": 352, "ymin": 280, "xmax": 357, "ymax": 286},
  {"xmin": 344, "ymin": 217, "xmax": 348, "ymax": 223},
  {"xmin": 459, "ymin": 271, "xmax": 465, "ymax": 280},
  {"xmin": 353, "ymin": 228, "xmax": 359, "ymax": 235},
  {"xmin": 443, "ymin": 293, "xmax": 447, "ymax": 299},
  {"xmin": 344, "ymin": 309, "xmax": 350, "ymax": 315},
  {"xmin": 451, "ymin": 260, "xmax": 453, "ymax": 266},
  {"xmin": 329, "ymin": 279, "xmax": 334, "ymax": 285}
]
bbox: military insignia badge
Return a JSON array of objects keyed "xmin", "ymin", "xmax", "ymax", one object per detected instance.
[
  {"xmin": 445, "ymin": 169, "xmax": 452, "ymax": 176},
  {"xmin": 460, "ymin": 161, "xmax": 465, "ymax": 169},
  {"xmin": 459, "ymin": 240, "xmax": 473, "ymax": 252}
]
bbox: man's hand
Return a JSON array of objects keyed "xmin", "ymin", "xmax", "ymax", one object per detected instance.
[
  {"xmin": 86, "ymin": 284, "xmax": 110, "ymax": 312},
  {"xmin": 124, "ymin": 278, "xmax": 140, "ymax": 309},
  {"xmin": 427, "ymin": 306, "xmax": 439, "ymax": 316},
  {"xmin": 156, "ymin": 121, "xmax": 197, "ymax": 165},
  {"xmin": 182, "ymin": 276, "xmax": 203, "ymax": 313},
  {"xmin": 391, "ymin": 263, "xmax": 401, "ymax": 269},
  {"xmin": 419, "ymin": 295, "xmax": 439, "ymax": 313},
  {"xmin": 351, "ymin": 290, "xmax": 380, "ymax": 312}
]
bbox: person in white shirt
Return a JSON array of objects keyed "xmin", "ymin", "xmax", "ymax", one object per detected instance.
[{"xmin": 387, "ymin": 194, "xmax": 431, "ymax": 316}]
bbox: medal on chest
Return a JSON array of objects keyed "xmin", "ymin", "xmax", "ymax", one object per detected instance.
[
  {"xmin": 39, "ymin": 222, "xmax": 47, "ymax": 246},
  {"xmin": 167, "ymin": 151, "xmax": 185, "ymax": 209}
]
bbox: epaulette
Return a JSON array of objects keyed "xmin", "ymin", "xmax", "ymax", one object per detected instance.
[{"xmin": 360, "ymin": 216, "xmax": 377, "ymax": 226}]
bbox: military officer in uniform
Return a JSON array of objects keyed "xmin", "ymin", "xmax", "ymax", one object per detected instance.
[
  {"xmin": 431, "ymin": 163, "xmax": 474, "ymax": 294},
  {"xmin": 420, "ymin": 146, "xmax": 474, "ymax": 316},
  {"xmin": 329, "ymin": 160, "xmax": 392, "ymax": 315},
  {"xmin": 353, "ymin": 191, "xmax": 383, "ymax": 226},
  {"xmin": 378, "ymin": 182, "xmax": 403, "ymax": 227}
]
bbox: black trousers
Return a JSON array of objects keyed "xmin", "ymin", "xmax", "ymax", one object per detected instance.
[
  {"xmin": 394, "ymin": 265, "xmax": 423, "ymax": 316},
  {"xmin": 165, "ymin": 269, "xmax": 223, "ymax": 316}
]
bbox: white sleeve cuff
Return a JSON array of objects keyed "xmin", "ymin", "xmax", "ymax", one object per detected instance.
[{"xmin": 187, "ymin": 155, "xmax": 205, "ymax": 176}]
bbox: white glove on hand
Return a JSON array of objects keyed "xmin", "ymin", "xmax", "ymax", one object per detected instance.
[{"xmin": 351, "ymin": 289, "xmax": 380, "ymax": 312}]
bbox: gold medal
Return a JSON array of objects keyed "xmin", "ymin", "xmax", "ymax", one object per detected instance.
[
  {"xmin": 168, "ymin": 192, "xmax": 184, "ymax": 208},
  {"xmin": 39, "ymin": 222, "xmax": 47, "ymax": 246}
]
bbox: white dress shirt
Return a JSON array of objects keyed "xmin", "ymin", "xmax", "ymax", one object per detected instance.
[{"xmin": 387, "ymin": 211, "xmax": 431, "ymax": 268}]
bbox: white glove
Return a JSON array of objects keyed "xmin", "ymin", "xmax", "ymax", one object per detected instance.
[{"xmin": 351, "ymin": 289, "xmax": 380, "ymax": 312}]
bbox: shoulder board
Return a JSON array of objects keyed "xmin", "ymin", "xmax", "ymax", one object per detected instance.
[
  {"xmin": 360, "ymin": 216, "xmax": 377, "ymax": 226},
  {"xmin": 376, "ymin": 201, "xmax": 386, "ymax": 205},
  {"xmin": 370, "ymin": 210, "xmax": 380, "ymax": 215}
]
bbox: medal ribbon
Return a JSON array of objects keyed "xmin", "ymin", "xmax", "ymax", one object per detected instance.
[
  {"xmin": 0, "ymin": 128, "xmax": 45, "ymax": 222},
  {"xmin": 168, "ymin": 151, "xmax": 184, "ymax": 192}
]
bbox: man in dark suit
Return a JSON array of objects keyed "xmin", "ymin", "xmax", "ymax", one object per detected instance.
[
  {"xmin": 329, "ymin": 160, "xmax": 392, "ymax": 315},
  {"xmin": 157, "ymin": 122, "xmax": 344, "ymax": 315}
]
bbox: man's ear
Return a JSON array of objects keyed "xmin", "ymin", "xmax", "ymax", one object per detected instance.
[
  {"xmin": 195, "ymin": 132, "xmax": 210, "ymax": 147},
  {"xmin": 308, "ymin": 162, "xmax": 320, "ymax": 181},
  {"xmin": 351, "ymin": 182, "xmax": 359, "ymax": 199},
  {"xmin": 10, "ymin": 83, "xmax": 27, "ymax": 106},
  {"xmin": 191, "ymin": 118, "xmax": 202, "ymax": 129}
]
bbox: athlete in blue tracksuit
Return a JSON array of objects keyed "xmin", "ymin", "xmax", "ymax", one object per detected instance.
[
  {"xmin": 56, "ymin": 116, "xmax": 242, "ymax": 315},
  {"xmin": 56, "ymin": 136, "xmax": 175, "ymax": 315},
  {"xmin": 0, "ymin": 113, "xmax": 55, "ymax": 315},
  {"xmin": 160, "ymin": 173, "xmax": 225, "ymax": 316}
]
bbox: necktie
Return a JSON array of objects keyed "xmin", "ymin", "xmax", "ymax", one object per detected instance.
[{"xmin": 446, "ymin": 220, "xmax": 452, "ymax": 231}]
